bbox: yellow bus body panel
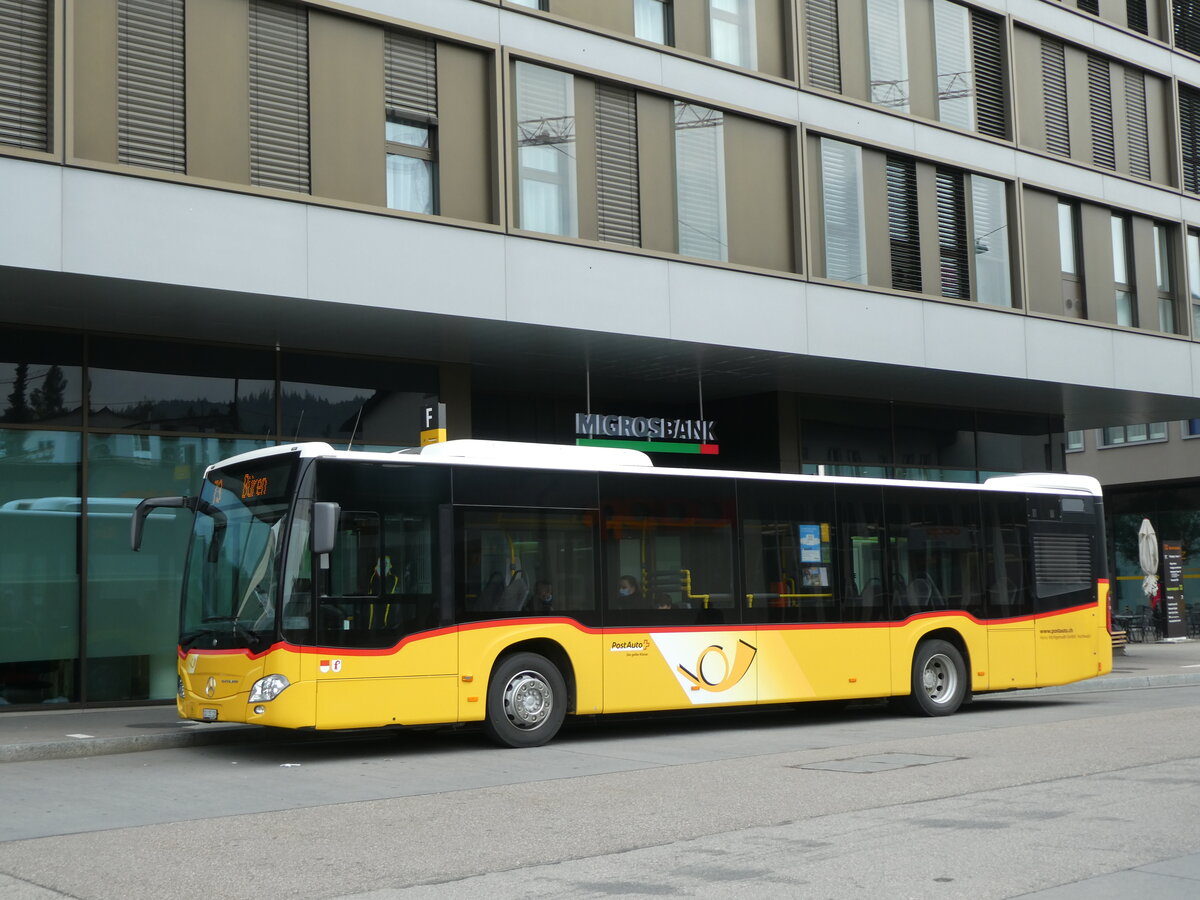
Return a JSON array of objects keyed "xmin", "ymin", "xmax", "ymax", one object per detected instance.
[{"xmin": 177, "ymin": 601, "xmax": 1110, "ymax": 731}]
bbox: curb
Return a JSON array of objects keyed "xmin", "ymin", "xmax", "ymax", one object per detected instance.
[
  {"xmin": 1030, "ymin": 672, "xmax": 1200, "ymax": 695},
  {"xmin": 0, "ymin": 724, "xmax": 270, "ymax": 764}
]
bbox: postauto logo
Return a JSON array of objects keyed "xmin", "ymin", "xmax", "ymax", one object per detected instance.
[{"xmin": 650, "ymin": 633, "xmax": 758, "ymax": 704}]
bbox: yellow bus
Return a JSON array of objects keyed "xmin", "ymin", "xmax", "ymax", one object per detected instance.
[{"xmin": 132, "ymin": 439, "xmax": 1112, "ymax": 747}]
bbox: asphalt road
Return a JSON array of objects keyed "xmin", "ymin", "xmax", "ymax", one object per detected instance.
[{"xmin": 1, "ymin": 684, "xmax": 1199, "ymax": 899}]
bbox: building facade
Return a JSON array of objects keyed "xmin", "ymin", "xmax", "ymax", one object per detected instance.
[{"xmin": 4, "ymin": 0, "xmax": 1200, "ymax": 707}]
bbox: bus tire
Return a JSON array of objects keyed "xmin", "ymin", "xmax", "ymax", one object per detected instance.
[
  {"xmin": 483, "ymin": 652, "xmax": 567, "ymax": 748},
  {"xmin": 908, "ymin": 639, "xmax": 966, "ymax": 717}
]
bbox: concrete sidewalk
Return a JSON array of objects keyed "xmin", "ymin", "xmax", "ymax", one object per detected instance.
[{"xmin": 2, "ymin": 640, "xmax": 1199, "ymax": 764}]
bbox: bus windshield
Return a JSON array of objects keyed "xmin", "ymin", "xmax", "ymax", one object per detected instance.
[{"xmin": 180, "ymin": 458, "xmax": 298, "ymax": 652}]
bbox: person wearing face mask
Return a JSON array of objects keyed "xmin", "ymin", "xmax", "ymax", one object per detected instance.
[{"xmin": 616, "ymin": 574, "xmax": 640, "ymax": 607}]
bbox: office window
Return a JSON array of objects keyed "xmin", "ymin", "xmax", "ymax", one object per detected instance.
[
  {"xmin": 867, "ymin": 0, "xmax": 909, "ymax": 111},
  {"xmin": 509, "ymin": 0, "xmax": 547, "ymax": 9},
  {"xmin": 886, "ymin": 157, "xmax": 921, "ymax": 292},
  {"xmin": 1184, "ymin": 419, "xmax": 1200, "ymax": 438},
  {"xmin": 933, "ymin": 0, "xmax": 973, "ymax": 130},
  {"xmin": 972, "ymin": 175, "xmax": 1012, "ymax": 307},
  {"xmin": 1175, "ymin": 0, "xmax": 1200, "ymax": 55},
  {"xmin": 674, "ymin": 102, "xmax": 727, "ymax": 261},
  {"xmin": 1188, "ymin": 230, "xmax": 1200, "ymax": 336},
  {"xmin": 635, "ymin": 0, "xmax": 671, "ymax": 45},
  {"xmin": 1078, "ymin": 0, "xmax": 1100, "ymax": 13},
  {"xmin": 820, "ymin": 138, "xmax": 867, "ymax": 284},
  {"xmin": 595, "ymin": 84, "xmax": 640, "ymax": 246},
  {"xmin": 117, "ymin": 0, "xmax": 185, "ymax": 172},
  {"xmin": 1042, "ymin": 39, "xmax": 1070, "ymax": 157},
  {"xmin": 1100, "ymin": 423, "xmax": 1167, "ymax": 446},
  {"xmin": 1156, "ymin": 224, "xmax": 1177, "ymax": 332},
  {"xmin": 249, "ymin": 0, "xmax": 309, "ymax": 193},
  {"xmin": 0, "ymin": 0, "xmax": 50, "ymax": 152},
  {"xmin": 937, "ymin": 169, "xmax": 969, "ymax": 300},
  {"xmin": 515, "ymin": 62, "xmax": 577, "ymax": 237},
  {"xmin": 1112, "ymin": 215, "xmax": 1136, "ymax": 326},
  {"xmin": 805, "ymin": 0, "xmax": 841, "ymax": 92},
  {"xmin": 385, "ymin": 32, "xmax": 437, "ymax": 216},
  {"xmin": 1059, "ymin": 200, "xmax": 1085, "ymax": 317},
  {"xmin": 709, "ymin": 0, "xmax": 756, "ymax": 68},
  {"xmin": 1066, "ymin": 430, "xmax": 1084, "ymax": 451}
]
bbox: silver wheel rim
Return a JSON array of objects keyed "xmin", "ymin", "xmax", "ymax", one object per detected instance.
[
  {"xmin": 921, "ymin": 652, "xmax": 958, "ymax": 705},
  {"xmin": 502, "ymin": 669, "xmax": 553, "ymax": 731}
]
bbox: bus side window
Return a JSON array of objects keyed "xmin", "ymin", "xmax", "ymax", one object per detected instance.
[{"xmin": 838, "ymin": 486, "xmax": 887, "ymax": 622}]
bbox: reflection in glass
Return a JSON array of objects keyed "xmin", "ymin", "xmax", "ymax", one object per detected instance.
[
  {"xmin": 971, "ymin": 175, "xmax": 1011, "ymax": 306},
  {"xmin": 674, "ymin": 102, "xmax": 727, "ymax": 262},
  {"xmin": 933, "ymin": 0, "xmax": 973, "ymax": 129},
  {"xmin": 387, "ymin": 154, "xmax": 435, "ymax": 215},
  {"xmin": 867, "ymin": 0, "xmax": 909, "ymax": 111},
  {"xmin": 0, "ymin": 332, "xmax": 83, "ymax": 426},
  {"xmin": 821, "ymin": 139, "xmax": 867, "ymax": 284},
  {"xmin": 0, "ymin": 430, "xmax": 81, "ymax": 705},
  {"xmin": 89, "ymin": 338, "xmax": 275, "ymax": 435},
  {"xmin": 516, "ymin": 62, "xmax": 577, "ymax": 237},
  {"xmin": 86, "ymin": 435, "xmax": 269, "ymax": 702}
]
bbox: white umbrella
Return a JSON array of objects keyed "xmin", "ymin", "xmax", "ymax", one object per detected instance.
[{"xmin": 1138, "ymin": 517, "xmax": 1159, "ymax": 601}]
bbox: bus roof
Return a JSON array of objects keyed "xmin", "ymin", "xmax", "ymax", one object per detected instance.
[{"xmin": 204, "ymin": 440, "xmax": 1102, "ymax": 498}]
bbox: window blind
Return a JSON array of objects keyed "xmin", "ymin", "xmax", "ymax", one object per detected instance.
[
  {"xmin": 1041, "ymin": 39, "xmax": 1070, "ymax": 157},
  {"xmin": 249, "ymin": 0, "xmax": 309, "ymax": 193},
  {"xmin": 1127, "ymin": 0, "xmax": 1148, "ymax": 35},
  {"xmin": 1124, "ymin": 68, "xmax": 1150, "ymax": 179},
  {"xmin": 971, "ymin": 11, "xmax": 1006, "ymax": 139},
  {"xmin": 1180, "ymin": 84, "xmax": 1200, "ymax": 193},
  {"xmin": 936, "ymin": 169, "xmax": 969, "ymax": 300},
  {"xmin": 118, "ymin": 0, "xmax": 185, "ymax": 172},
  {"xmin": 0, "ymin": 0, "xmax": 49, "ymax": 151},
  {"xmin": 385, "ymin": 31, "xmax": 436, "ymax": 118},
  {"xmin": 595, "ymin": 84, "xmax": 640, "ymax": 247},
  {"xmin": 886, "ymin": 156, "xmax": 921, "ymax": 292},
  {"xmin": 805, "ymin": 0, "xmax": 841, "ymax": 93},
  {"xmin": 1087, "ymin": 55, "xmax": 1115, "ymax": 170},
  {"xmin": 1175, "ymin": 0, "xmax": 1200, "ymax": 56}
]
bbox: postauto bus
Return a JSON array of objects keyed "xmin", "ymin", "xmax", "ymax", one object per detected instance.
[{"xmin": 132, "ymin": 440, "xmax": 1112, "ymax": 747}]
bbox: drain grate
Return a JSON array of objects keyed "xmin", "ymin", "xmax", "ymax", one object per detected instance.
[{"xmin": 792, "ymin": 753, "xmax": 962, "ymax": 773}]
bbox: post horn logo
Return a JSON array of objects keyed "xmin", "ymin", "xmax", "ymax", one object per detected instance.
[
  {"xmin": 205, "ymin": 676, "xmax": 216, "ymax": 698},
  {"xmin": 677, "ymin": 640, "xmax": 757, "ymax": 692}
]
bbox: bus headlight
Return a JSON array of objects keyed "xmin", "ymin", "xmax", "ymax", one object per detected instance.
[{"xmin": 248, "ymin": 674, "xmax": 290, "ymax": 702}]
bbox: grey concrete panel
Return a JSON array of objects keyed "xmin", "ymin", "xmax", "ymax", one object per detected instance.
[
  {"xmin": 503, "ymin": 238, "xmax": 671, "ymax": 335},
  {"xmin": 306, "ymin": 207, "xmax": 507, "ymax": 320},
  {"xmin": 1016, "ymin": 155, "xmax": 1108, "ymax": 206},
  {"xmin": 1024, "ymin": 318, "xmax": 1117, "ymax": 389},
  {"xmin": 0, "ymin": 157, "xmax": 62, "ymax": 272},
  {"xmin": 922, "ymin": 302, "xmax": 1029, "ymax": 380},
  {"xmin": 348, "ymin": 0, "xmax": 501, "ymax": 45},
  {"xmin": 658, "ymin": 55, "xmax": 799, "ymax": 120},
  {"xmin": 1112, "ymin": 331, "xmax": 1195, "ymax": 395},
  {"xmin": 804, "ymin": 282, "xmax": 928, "ymax": 368},
  {"xmin": 60, "ymin": 169, "xmax": 309, "ymax": 298},
  {"xmin": 499, "ymin": 9, "xmax": 665, "ymax": 87},
  {"xmin": 666, "ymin": 263, "xmax": 806, "ymax": 352}
]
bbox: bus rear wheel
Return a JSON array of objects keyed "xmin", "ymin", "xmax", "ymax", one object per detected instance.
[
  {"xmin": 484, "ymin": 652, "xmax": 566, "ymax": 748},
  {"xmin": 908, "ymin": 639, "xmax": 966, "ymax": 716}
]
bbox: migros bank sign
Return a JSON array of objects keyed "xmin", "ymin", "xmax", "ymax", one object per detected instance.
[{"xmin": 574, "ymin": 412, "xmax": 719, "ymax": 455}]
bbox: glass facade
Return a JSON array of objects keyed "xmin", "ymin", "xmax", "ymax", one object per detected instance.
[{"xmin": 0, "ymin": 329, "xmax": 436, "ymax": 708}]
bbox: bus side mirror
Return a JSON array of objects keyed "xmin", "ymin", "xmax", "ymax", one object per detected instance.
[
  {"xmin": 131, "ymin": 496, "xmax": 189, "ymax": 551},
  {"xmin": 312, "ymin": 502, "xmax": 340, "ymax": 555}
]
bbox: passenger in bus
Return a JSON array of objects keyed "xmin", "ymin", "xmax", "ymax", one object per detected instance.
[{"xmin": 617, "ymin": 574, "xmax": 641, "ymax": 607}]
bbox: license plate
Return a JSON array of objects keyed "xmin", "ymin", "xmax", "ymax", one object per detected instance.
[{"xmin": 202, "ymin": 708, "xmax": 218, "ymax": 722}]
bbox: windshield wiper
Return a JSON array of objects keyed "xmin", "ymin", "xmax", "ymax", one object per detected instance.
[
  {"xmin": 193, "ymin": 617, "xmax": 268, "ymax": 653},
  {"xmin": 180, "ymin": 628, "xmax": 216, "ymax": 650}
]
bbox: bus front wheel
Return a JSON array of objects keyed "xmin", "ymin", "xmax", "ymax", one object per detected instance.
[
  {"xmin": 483, "ymin": 652, "xmax": 567, "ymax": 748},
  {"xmin": 908, "ymin": 640, "xmax": 966, "ymax": 716}
]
